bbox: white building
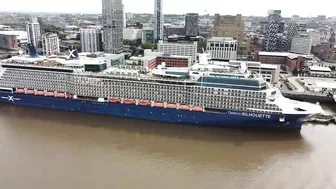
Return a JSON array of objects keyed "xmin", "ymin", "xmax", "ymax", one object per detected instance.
[
  {"xmin": 80, "ymin": 29, "xmax": 102, "ymax": 53},
  {"xmin": 42, "ymin": 33, "xmax": 60, "ymax": 56},
  {"xmin": 123, "ymin": 28, "xmax": 142, "ymax": 41},
  {"xmin": 157, "ymin": 40, "xmax": 198, "ymax": 63},
  {"xmin": 207, "ymin": 37, "xmax": 237, "ymax": 61},
  {"xmin": 26, "ymin": 21, "xmax": 41, "ymax": 47},
  {"xmin": 308, "ymin": 66, "xmax": 331, "ymax": 76},
  {"xmin": 290, "ymin": 34, "xmax": 312, "ymax": 55}
]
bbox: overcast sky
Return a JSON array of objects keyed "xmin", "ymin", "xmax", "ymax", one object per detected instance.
[{"xmin": 1, "ymin": 0, "xmax": 335, "ymax": 17}]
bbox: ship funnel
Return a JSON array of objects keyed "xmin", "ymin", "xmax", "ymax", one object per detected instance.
[
  {"xmin": 28, "ymin": 43, "xmax": 39, "ymax": 58},
  {"xmin": 239, "ymin": 62, "xmax": 247, "ymax": 73},
  {"xmin": 199, "ymin": 52, "xmax": 209, "ymax": 65}
]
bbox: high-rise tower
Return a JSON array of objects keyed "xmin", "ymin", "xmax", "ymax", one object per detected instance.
[
  {"xmin": 263, "ymin": 10, "xmax": 287, "ymax": 52},
  {"xmin": 185, "ymin": 13, "xmax": 199, "ymax": 37},
  {"xmin": 154, "ymin": 0, "xmax": 163, "ymax": 43},
  {"xmin": 26, "ymin": 17, "xmax": 41, "ymax": 48},
  {"xmin": 102, "ymin": 0, "xmax": 123, "ymax": 54}
]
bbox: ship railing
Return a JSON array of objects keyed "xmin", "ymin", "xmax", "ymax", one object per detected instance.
[{"xmin": 82, "ymin": 72, "xmax": 193, "ymax": 83}]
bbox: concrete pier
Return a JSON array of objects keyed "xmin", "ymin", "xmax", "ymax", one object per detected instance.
[{"xmin": 307, "ymin": 114, "xmax": 336, "ymax": 124}]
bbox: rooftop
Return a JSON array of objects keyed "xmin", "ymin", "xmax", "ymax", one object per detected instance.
[
  {"xmin": 258, "ymin": 51, "xmax": 311, "ymax": 59},
  {"xmin": 208, "ymin": 37, "xmax": 236, "ymax": 42},
  {"xmin": 309, "ymin": 66, "xmax": 332, "ymax": 72}
]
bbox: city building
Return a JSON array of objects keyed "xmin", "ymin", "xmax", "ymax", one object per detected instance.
[
  {"xmin": 311, "ymin": 29, "xmax": 336, "ymax": 62},
  {"xmin": 141, "ymin": 29, "xmax": 154, "ymax": 44},
  {"xmin": 157, "ymin": 40, "xmax": 198, "ymax": 63},
  {"xmin": 26, "ymin": 20, "xmax": 41, "ymax": 47},
  {"xmin": 206, "ymin": 37, "xmax": 237, "ymax": 61},
  {"xmin": 80, "ymin": 29, "xmax": 103, "ymax": 53},
  {"xmin": 295, "ymin": 21, "xmax": 307, "ymax": 35},
  {"xmin": 164, "ymin": 25, "xmax": 185, "ymax": 37},
  {"xmin": 307, "ymin": 66, "xmax": 331, "ymax": 77},
  {"xmin": 123, "ymin": 28, "xmax": 142, "ymax": 41},
  {"xmin": 260, "ymin": 21, "xmax": 268, "ymax": 35},
  {"xmin": 185, "ymin": 13, "xmax": 199, "ymax": 37},
  {"xmin": 37, "ymin": 17, "xmax": 44, "ymax": 35},
  {"xmin": 154, "ymin": 0, "xmax": 163, "ymax": 43},
  {"xmin": 212, "ymin": 14, "xmax": 250, "ymax": 55},
  {"xmin": 286, "ymin": 20, "xmax": 308, "ymax": 48},
  {"xmin": 122, "ymin": 5, "xmax": 126, "ymax": 28},
  {"xmin": 263, "ymin": 10, "xmax": 288, "ymax": 52},
  {"xmin": 102, "ymin": 0, "xmax": 123, "ymax": 54},
  {"xmin": 0, "ymin": 31, "xmax": 28, "ymax": 44},
  {"xmin": 256, "ymin": 51, "xmax": 312, "ymax": 69},
  {"xmin": 42, "ymin": 33, "xmax": 60, "ymax": 56},
  {"xmin": 136, "ymin": 50, "xmax": 192, "ymax": 69},
  {"xmin": 290, "ymin": 34, "xmax": 312, "ymax": 55},
  {"xmin": 0, "ymin": 34, "xmax": 18, "ymax": 50}
]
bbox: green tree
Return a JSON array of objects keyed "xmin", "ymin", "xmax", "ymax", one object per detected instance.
[
  {"xmin": 292, "ymin": 67, "xmax": 299, "ymax": 76},
  {"xmin": 141, "ymin": 42, "xmax": 153, "ymax": 49},
  {"xmin": 139, "ymin": 49, "xmax": 144, "ymax": 56},
  {"xmin": 74, "ymin": 44, "xmax": 81, "ymax": 52}
]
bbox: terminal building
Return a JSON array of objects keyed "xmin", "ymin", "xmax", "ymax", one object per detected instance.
[{"xmin": 307, "ymin": 66, "xmax": 331, "ymax": 77}]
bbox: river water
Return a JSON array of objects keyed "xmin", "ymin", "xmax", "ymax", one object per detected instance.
[{"xmin": 0, "ymin": 103, "xmax": 336, "ymax": 189}]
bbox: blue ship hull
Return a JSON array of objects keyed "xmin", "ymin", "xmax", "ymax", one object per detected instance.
[{"xmin": 0, "ymin": 92, "xmax": 308, "ymax": 130}]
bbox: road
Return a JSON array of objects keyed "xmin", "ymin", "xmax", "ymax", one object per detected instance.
[{"xmin": 287, "ymin": 76, "xmax": 305, "ymax": 92}]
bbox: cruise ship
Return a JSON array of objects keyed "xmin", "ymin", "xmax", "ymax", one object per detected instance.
[{"xmin": 0, "ymin": 50, "xmax": 323, "ymax": 130}]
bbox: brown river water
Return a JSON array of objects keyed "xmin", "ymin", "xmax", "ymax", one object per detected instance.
[{"xmin": 0, "ymin": 103, "xmax": 336, "ymax": 189}]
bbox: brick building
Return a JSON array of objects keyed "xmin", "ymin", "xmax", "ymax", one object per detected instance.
[{"xmin": 256, "ymin": 51, "xmax": 306, "ymax": 69}]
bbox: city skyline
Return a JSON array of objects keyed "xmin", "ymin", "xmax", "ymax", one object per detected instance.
[{"xmin": 1, "ymin": 0, "xmax": 336, "ymax": 17}]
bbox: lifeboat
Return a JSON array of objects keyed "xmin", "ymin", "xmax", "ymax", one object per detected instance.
[
  {"xmin": 45, "ymin": 92, "xmax": 55, "ymax": 97},
  {"xmin": 192, "ymin": 106, "xmax": 204, "ymax": 112},
  {"xmin": 56, "ymin": 93, "xmax": 66, "ymax": 98},
  {"xmin": 154, "ymin": 102, "xmax": 164, "ymax": 108},
  {"xmin": 35, "ymin": 91, "xmax": 45, "ymax": 96},
  {"xmin": 166, "ymin": 104, "xmax": 177, "ymax": 109},
  {"xmin": 139, "ymin": 100, "xmax": 151, "ymax": 106},
  {"xmin": 179, "ymin": 105, "xmax": 190, "ymax": 111},
  {"xmin": 26, "ymin": 90, "xmax": 35, "ymax": 95},
  {"xmin": 16, "ymin": 89, "xmax": 25, "ymax": 93},
  {"xmin": 124, "ymin": 98, "xmax": 136, "ymax": 105},
  {"xmin": 109, "ymin": 97, "xmax": 120, "ymax": 103},
  {"xmin": 66, "ymin": 94, "xmax": 72, "ymax": 99}
]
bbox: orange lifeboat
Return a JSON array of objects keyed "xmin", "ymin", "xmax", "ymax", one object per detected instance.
[
  {"xmin": 166, "ymin": 104, "xmax": 177, "ymax": 109},
  {"xmin": 124, "ymin": 98, "xmax": 136, "ymax": 105},
  {"xmin": 109, "ymin": 97, "xmax": 120, "ymax": 103},
  {"xmin": 192, "ymin": 106, "xmax": 204, "ymax": 112},
  {"xmin": 139, "ymin": 100, "xmax": 151, "ymax": 106},
  {"xmin": 46, "ymin": 92, "xmax": 55, "ymax": 97},
  {"xmin": 16, "ymin": 89, "xmax": 25, "ymax": 93},
  {"xmin": 56, "ymin": 93, "xmax": 65, "ymax": 98},
  {"xmin": 179, "ymin": 105, "xmax": 190, "ymax": 111},
  {"xmin": 154, "ymin": 102, "xmax": 164, "ymax": 108},
  {"xmin": 26, "ymin": 90, "xmax": 35, "ymax": 95},
  {"xmin": 35, "ymin": 91, "xmax": 45, "ymax": 96}
]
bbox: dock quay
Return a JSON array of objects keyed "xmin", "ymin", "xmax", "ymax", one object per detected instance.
[
  {"xmin": 281, "ymin": 91, "xmax": 334, "ymax": 103},
  {"xmin": 307, "ymin": 114, "xmax": 336, "ymax": 124}
]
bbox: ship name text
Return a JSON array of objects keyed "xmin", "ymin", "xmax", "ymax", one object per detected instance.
[{"xmin": 228, "ymin": 111, "xmax": 271, "ymax": 119}]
